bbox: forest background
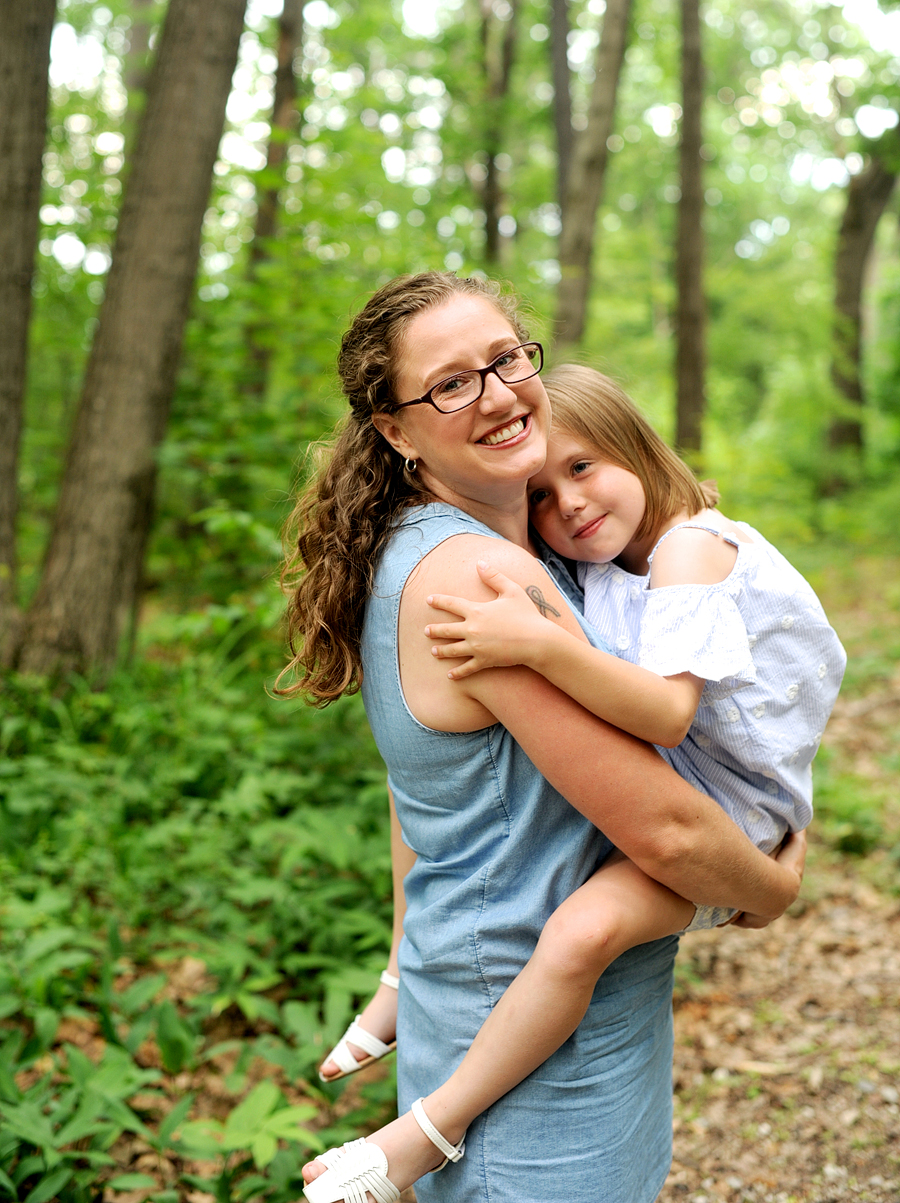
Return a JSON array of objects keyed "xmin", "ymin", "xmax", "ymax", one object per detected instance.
[{"xmin": 0, "ymin": 0, "xmax": 899, "ymax": 1200}]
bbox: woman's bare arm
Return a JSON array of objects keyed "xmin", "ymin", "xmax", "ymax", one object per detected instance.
[{"xmin": 399, "ymin": 535, "xmax": 801, "ymax": 919}]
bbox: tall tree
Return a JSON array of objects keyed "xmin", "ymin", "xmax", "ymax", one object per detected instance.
[
  {"xmin": 15, "ymin": 0, "xmax": 249, "ymax": 675},
  {"xmin": 243, "ymin": 0, "xmax": 305, "ymax": 402},
  {"xmin": 674, "ymin": 0, "xmax": 706, "ymax": 454},
  {"xmin": 550, "ymin": 0, "xmax": 573, "ymax": 218},
  {"xmin": 828, "ymin": 144, "xmax": 898, "ymax": 460},
  {"xmin": 0, "ymin": 0, "xmax": 56, "ymax": 656},
  {"xmin": 479, "ymin": 0, "xmax": 521, "ymax": 263},
  {"xmin": 554, "ymin": 0, "xmax": 631, "ymax": 350}
]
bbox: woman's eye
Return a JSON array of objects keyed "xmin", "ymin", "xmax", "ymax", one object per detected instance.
[{"xmin": 434, "ymin": 375, "xmax": 465, "ymax": 397}]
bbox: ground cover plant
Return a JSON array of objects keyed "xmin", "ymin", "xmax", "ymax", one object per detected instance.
[
  {"xmin": 0, "ymin": 613, "xmax": 397, "ymax": 1201},
  {"xmin": 0, "ymin": 537, "xmax": 897, "ymax": 1202}
]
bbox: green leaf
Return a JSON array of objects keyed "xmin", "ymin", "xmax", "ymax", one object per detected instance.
[
  {"xmin": 251, "ymin": 1130, "xmax": 277, "ymax": 1169},
  {"xmin": 33, "ymin": 1007, "xmax": 59, "ymax": 1050},
  {"xmin": 106, "ymin": 1173, "xmax": 159, "ymax": 1190},
  {"xmin": 25, "ymin": 1168, "xmax": 73, "ymax": 1203},
  {"xmin": 0, "ymin": 1101, "xmax": 59, "ymax": 1154},
  {"xmin": 116, "ymin": 974, "xmax": 167, "ymax": 1016},
  {"xmin": 55, "ymin": 1091, "xmax": 108, "ymax": 1146},
  {"xmin": 223, "ymin": 1080, "xmax": 280, "ymax": 1139},
  {"xmin": 175, "ymin": 1119, "xmax": 224, "ymax": 1158},
  {"xmin": 157, "ymin": 1092, "xmax": 194, "ymax": 1148},
  {"xmin": 155, "ymin": 1001, "xmax": 195, "ymax": 1074}
]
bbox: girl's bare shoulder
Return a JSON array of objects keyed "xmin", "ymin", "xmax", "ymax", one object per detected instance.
[{"xmin": 650, "ymin": 512, "xmax": 744, "ymax": 588}]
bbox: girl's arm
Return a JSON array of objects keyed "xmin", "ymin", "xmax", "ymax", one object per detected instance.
[{"xmin": 426, "ymin": 561, "xmax": 703, "ymax": 748}]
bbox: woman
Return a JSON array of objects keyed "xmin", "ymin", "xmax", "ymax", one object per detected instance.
[{"xmin": 281, "ymin": 272, "xmax": 804, "ymax": 1203}]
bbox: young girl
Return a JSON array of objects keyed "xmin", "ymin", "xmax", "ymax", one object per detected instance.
[{"xmin": 312, "ymin": 365, "xmax": 840, "ymax": 1198}]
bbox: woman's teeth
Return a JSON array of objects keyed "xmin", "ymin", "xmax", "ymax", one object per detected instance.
[{"xmin": 481, "ymin": 418, "xmax": 525, "ymax": 446}]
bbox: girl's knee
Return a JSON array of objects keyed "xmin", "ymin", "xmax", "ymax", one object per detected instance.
[{"xmin": 537, "ymin": 899, "xmax": 623, "ymax": 980}]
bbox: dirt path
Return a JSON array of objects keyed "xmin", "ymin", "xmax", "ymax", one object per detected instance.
[{"xmin": 660, "ymin": 856, "xmax": 900, "ymax": 1203}]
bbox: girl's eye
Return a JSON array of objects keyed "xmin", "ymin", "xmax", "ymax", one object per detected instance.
[
  {"xmin": 571, "ymin": 460, "xmax": 590, "ymax": 475},
  {"xmin": 528, "ymin": 489, "xmax": 550, "ymax": 507}
]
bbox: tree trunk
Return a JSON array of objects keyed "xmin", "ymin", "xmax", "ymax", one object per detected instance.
[
  {"xmin": 479, "ymin": 0, "xmax": 520, "ymax": 264},
  {"xmin": 829, "ymin": 150, "xmax": 897, "ymax": 453},
  {"xmin": 554, "ymin": 0, "xmax": 631, "ymax": 350},
  {"xmin": 243, "ymin": 0, "xmax": 305, "ymax": 402},
  {"xmin": 0, "ymin": 0, "xmax": 56, "ymax": 655},
  {"xmin": 15, "ymin": 0, "xmax": 248, "ymax": 676},
  {"xmin": 550, "ymin": 0, "xmax": 573, "ymax": 217},
  {"xmin": 674, "ymin": 0, "xmax": 706, "ymax": 455}
]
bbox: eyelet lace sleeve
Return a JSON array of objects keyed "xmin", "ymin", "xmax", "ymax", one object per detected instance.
[{"xmin": 638, "ymin": 583, "xmax": 757, "ymax": 702}]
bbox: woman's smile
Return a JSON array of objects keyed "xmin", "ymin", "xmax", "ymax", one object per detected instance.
[{"xmin": 478, "ymin": 414, "xmax": 529, "ymax": 447}]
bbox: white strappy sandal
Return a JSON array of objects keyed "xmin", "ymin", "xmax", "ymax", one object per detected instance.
[
  {"xmin": 302, "ymin": 1097, "xmax": 465, "ymax": 1203},
  {"xmin": 318, "ymin": 970, "xmax": 399, "ymax": 1083}
]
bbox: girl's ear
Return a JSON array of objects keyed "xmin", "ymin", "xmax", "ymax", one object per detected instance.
[{"xmin": 372, "ymin": 412, "xmax": 419, "ymax": 462}]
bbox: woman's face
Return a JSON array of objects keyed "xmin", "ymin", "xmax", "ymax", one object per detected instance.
[
  {"xmin": 373, "ymin": 294, "xmax": 551, "ymax": 513},
  {"xmin": 527, "ymin": 429, "xmax": 647, "ymax": 566}
]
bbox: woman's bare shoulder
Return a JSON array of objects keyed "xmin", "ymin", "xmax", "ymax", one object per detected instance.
[{"xmin": 406, "ymin": 533, "xmax": 583, "ymax": 636}]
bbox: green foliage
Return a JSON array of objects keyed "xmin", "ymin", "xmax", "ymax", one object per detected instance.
[{"xmin": 0, "ymin": 620, "xmax": 395, "ymax": 1198}]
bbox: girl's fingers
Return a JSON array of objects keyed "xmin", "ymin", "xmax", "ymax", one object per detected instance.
[
  {"xmin": 426, "ymin": 592, "xmax": 470, "ymax": 616},
  {"xmin": 775, "ymin": 830, "xmax": 807, "ymax": 878},
  {"xmin": 475, "ymin": 559, "xmax": 512, "ymax": 588},
  {"xmin": 425, "ymin": 623, "xmax": 468, "ymax": 641},
  {"xmin": 431, "ymin": 642, "xmax": 471, "ymax": 660},
  {"xmin": 446, "ymin": 659, "xmax": 481, "ymax": 681}
]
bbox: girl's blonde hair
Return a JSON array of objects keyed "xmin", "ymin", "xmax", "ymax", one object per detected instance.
[
  {"xmin": 278, "ymin": 271, "xmax": 529, "ymax": 705},
  {"xmin": 543, "ymin": 364, "xmax": 718, "ymax": 543}
]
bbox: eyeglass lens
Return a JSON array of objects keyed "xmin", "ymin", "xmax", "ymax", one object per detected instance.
[{"xmin": 431, "ymin": 344, "xmax": 541, "ymax": 412}]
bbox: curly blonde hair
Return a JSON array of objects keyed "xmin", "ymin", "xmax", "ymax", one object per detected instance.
[{"xmin": 278, "ymin": 272, "xmax": 528, "ymax": 705}]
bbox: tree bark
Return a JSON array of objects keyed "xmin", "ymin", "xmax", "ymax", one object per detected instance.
[
  {"xmin": 550, "ymin": 0, "xmax": 573, "ymax": 217},
  {"xmin": 829, "ymin": 150, "xmax": 897, "ymax": 453},
  {"xmin": 479, "ymin": 0, "xmax": 520, "ymax": 264},
  {"xmin": 16, "ymin": 0, "xmax": 248, "ymax": 675},
  {"xmin": 674, "ymin": 0, "xmax": 706, "ymax": 455},
  {"xmin": 0, "ymin": 0, "xmax": 56, "ymax": 654},
  {"xmin": 554, "ymin": 0, "xmax": 631, "ymax": 350},
  {"xmin": 243, "ymin": 0, "xmax": 305, "ymax": 402}
]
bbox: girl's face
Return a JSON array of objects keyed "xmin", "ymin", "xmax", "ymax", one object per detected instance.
[
  {"xmin": 528, "ymin": 429, "xmax": 648, "ymax": 566},
  {"xmin": 372, "ymin": 294, "xmax": 551, "ymax": 513}
]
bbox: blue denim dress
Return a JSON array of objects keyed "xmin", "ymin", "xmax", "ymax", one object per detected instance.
[{"xmin": 360, "ymin": 503, "xmax": 677, "ymax": 1203}]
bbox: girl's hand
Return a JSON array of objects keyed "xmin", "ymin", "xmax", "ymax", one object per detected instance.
[
  {"xmin": 425, "ymin": 561, "xmax": 562, "ymax": 680},
  {"xmin": 730, "ymin": 830, "xmax": 807, "ymax": 928}
]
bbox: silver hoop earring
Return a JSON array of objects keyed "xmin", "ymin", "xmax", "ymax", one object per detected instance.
[{"xmin": 404, "ymin": 457, "xmax": 417, "ymax": 473}]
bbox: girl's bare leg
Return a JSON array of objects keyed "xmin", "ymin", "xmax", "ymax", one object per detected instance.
[
  {"xmin": 318, "ymin": 788, "xmax": 413, "ymax": 1080},
  {"xmin": 419, "ymin": 854, "xmax": 694, "ymax": 1137},
  {"xmin": 304, "ymin": 853, "xmax": 694, "ymax": 1194}
]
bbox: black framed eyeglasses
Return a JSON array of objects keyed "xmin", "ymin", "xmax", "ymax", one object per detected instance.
[{"xmin": 394, "ymin": 342, "xmax": 544, "ymax": 414}]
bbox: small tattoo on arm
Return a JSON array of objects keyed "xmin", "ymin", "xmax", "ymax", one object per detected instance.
[{"xmin": 525, "ymin": 586, "xmax": 561, "ymax": 618}]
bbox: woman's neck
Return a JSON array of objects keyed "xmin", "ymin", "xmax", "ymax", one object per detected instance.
[{"xmin": 422, "ymin": 479, "xmax": 535, "ymax": 553}]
